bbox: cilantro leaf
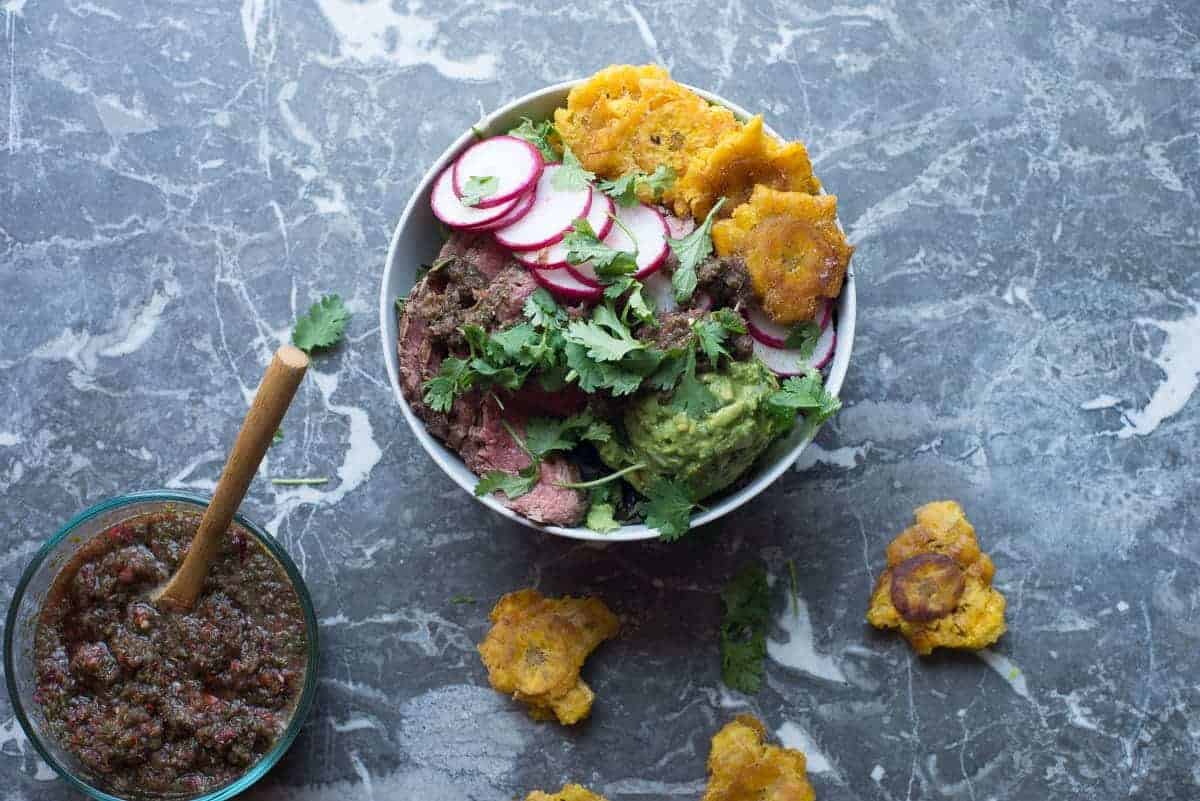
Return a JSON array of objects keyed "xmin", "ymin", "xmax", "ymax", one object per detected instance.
[
  {"xmin": 474, "ymin": 464, "xmax": 540, "ymax": 500},
  {"xmin": 523, "ymin": 413, "xmax": 613, "ymax": 460},
  {"xmin": 489, "ymin": 323, "xmax": 540, "ymax": 362},
  {"xmin": 272, "ymin": 428, "xmax": 284, "ymax": 446},
  {"xmin": 709, "ymin": 307, "xmax": 747, "ymax": 335},
  {"xmin": 672, "ymin": 370, "xmax": 722, "ymax": 418},
  {"xmin": 523, "ymin": 288, "xmax": 562, "ymax": 328},
  {"xmin": 642, "ymin": 478, "xmax": 694, "ymax": 541},
  {"xmin": 784, "ymin": 321, "xmax": 821, "ymax": 358},
  {"xmin": 292, "ymin": 294, "xmax": 351, "ymax": 352},
  {"xmin": 565, "ymin": 305, "xmax": 643, "ymax": 362},
  {"xmin": 597, "ymin": 164, "xmax": 677, "ymax": 206},
  {"xmin": 720, "ymin": 564, "xmax": 770, "ymax": 694},
  {"xmin": 669, "ymin": 197, "xmax": 726, "ymax": 303},
  {"xmin": 562, "ymin": 218, "xmax": 637, "ymax": 280},
  {"xmin": 585, "ymin": 499, "xmax": 621, "ymax": 534},
  {"xmin": 553, "ymin": 146, "xmax": 595, "ymax": 191},
  {"xmin": 422, "ymin": 356, "xmax": 474, "ymax": 412},
  {"xmin": 692, "ymin": 318, "xmax": 731, "ymax": 365},
  {"xmin": 468, "ymin": 358, "xmax": 522, "ymax": 390},
  {"xmin": 646, "ymin": 347, "xmax": 690, "ymax": 391},
  {"xmin": 508, "ymin": 117, "xmax": 559, "ymax": 163},
  {"xmin": 767, "ymin": 371, "xmax": 842, "ymax": 424},
  {"xmin": 460, "ymin": 175, "xmax": 499, "ymax": 207}
]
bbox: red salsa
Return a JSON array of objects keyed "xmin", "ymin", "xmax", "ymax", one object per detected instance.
[{"xmin": 33, "ymin": 508, "xmax": 309, "ymax": 797}]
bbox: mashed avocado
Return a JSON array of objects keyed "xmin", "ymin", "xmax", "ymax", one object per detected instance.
[{"xmin": 599, "ymin": 360, "xmax": 789, "ymax": 501}]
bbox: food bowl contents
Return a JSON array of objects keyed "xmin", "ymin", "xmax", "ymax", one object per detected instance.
[
  {"xmin": 702, "ymin": 715, "xmax": 816, "ymax": 801},
  {"xmin": 396, "ymin": 64, "xmax": 852, "ymax": 536},
  {"xmin": 32, "ymin": 507, "xmax": 309, "ymax": 797},
  {"xmin": 478, "ymin": 589, "xmax": 618, "ymax": 725},
  {"xmin": 526, "ymin": 785, "xmax": 608, "ymax": 801},
  {"xmin": 866, "ymin": 501, "xmax": 1007, "ymax": 655}
]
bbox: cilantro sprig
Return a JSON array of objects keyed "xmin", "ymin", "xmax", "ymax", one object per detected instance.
[
  {"xmin": 765, "ymin": 370, "xmax": 842, "ymax": 430},
  {"xmin": 720, "ymin": 564, "xmax": 771, "ymax": 693},
  {"xmin": 669, "ymin": 197, "xmax": 726, "ymax": 303},
  {"xmin": 642, "ymin": 478, "xmax": 695, "ymax": 540},
  {"xmin": 562, "ymin": 218, "xmax": 637, "ymax": 281},
  {"xmin": 597, "ymin": 164, "xmax": 677, "ymax": 206},
  {"xmin": 553, "ymin": 146, "xmax": 595, "ymax": 191},
  {"xmin": 474, "ymin": 412, "xmax": 612, "ymax": 501},
  {"xmin": 508, "ymin": 117, "xmax": 559, "ymax": 163},
  {"xmin": 292, "ymin": 294, "xmax": 351, "ymax": 353}
]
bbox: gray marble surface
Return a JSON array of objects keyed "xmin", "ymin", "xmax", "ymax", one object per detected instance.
[{"xmin": 2, "ymin": 1, "xmax": 1199, "ymax": 799}]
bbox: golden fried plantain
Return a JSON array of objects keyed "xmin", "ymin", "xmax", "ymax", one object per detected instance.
[
  {"xmin": 676, "ymin": 115, "xmax": 819, "ymax": 219},
  {"xmin": 526, "ymin": 785, "xmax": 609, "ymax": 801},
  {"xmin": 553, "ymin": 64, "xmax": 741, "ymax": 206},
  {"xmin": 702, "ymin": 715, "xmax": 816, "ymax": 801},
  {"xmin": 479, "ymin": 589, "xmax": 619, "ymax": 725},
  {"xmin": 711, "ymin": 186, "xmax": 853, "ymax": 324},
  {"xmin": 867, "ymin": 501, "xmax": 1007, "ymax": 655}
]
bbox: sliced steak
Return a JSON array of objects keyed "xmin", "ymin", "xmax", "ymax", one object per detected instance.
[{"xmin": 460, "ymin": 399, "xmax": 586, "ymax": 527}]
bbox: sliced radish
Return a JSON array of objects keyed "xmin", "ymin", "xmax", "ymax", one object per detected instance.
[
  {"xmin": 462, "ymin": 188, "xmax": 536, "ymax": 232},
  {"xmin": 753, "ymin": 324, "xmax": 836, "ymax": 376},
  {"xmin": 431, "ymin": 167, "xmax": 523, "ymax": 229},
  {"xmin": 603, "ymin": 202, "xmax": 669, "ymax": 279},
  {"xmin": 529, "ymin": 265, "xmax": 602, "ymax": 302},
  {"xmin": 451, "ymin": 135, "xmax": 543, "ymax": 209},
  {"xmin": 641, "ymin": 270, "xmax": 678, "ymax": 314},
  {"xmin": 512, "ymin": 193, "xmax": 614, "ymax": 271},
  {"xmin": 744, "ymin": 300, "xmax": 832, "ymax": 348},
  {"xmin": 495, "ymin": 165, "xmax": 592, "ymax": 251}
]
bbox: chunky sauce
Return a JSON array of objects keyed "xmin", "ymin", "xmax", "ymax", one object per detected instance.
[{"xmin": 33, "ymin": 508, "xmax": 308, "ymax": 797}]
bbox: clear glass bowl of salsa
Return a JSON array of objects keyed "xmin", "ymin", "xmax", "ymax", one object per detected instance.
[{"xmin": 4, "ymin": 490, "xmax": 320, "ymax": 801}]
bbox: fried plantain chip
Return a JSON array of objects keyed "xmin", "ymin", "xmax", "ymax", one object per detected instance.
[
  {"xmin": 702, "ymin": 715, "xmax": 816, "ymax": 801},
  {"xmin": 526, "ymin": 785, "xmax": 609, "ymax": 801},
  {"xmin": 711, "ymin": 186, "xmax": 853, "ymax": 324},
  {"xmin": 889, "ymin": 553, "xmax": 966, "ymax": 623},
  {"xmin": 479, "ymin": 589, "xmax": 619, "ymax": 725},
  {"xmin": 867, "ymin": 501, "xmax": 1007, "ymax": 655},
  {"xmin": 554, "ymin": 64, "xmax": 741, "ymax": 206},
  {"xmin": 676, "ymin": 115, "xmax": 819, "ymax": 220}
]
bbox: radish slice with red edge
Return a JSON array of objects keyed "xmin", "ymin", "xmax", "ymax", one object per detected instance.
[
  {"xmin": 451, "ymin": 135, "xmax": 543, "ymax": 209},
  {"xmin": 461, "ymin": 188, "xmax": 536, "ymax": 232},
  {"xmin": 430, "ymin": 167, "xmax": 523, "ymax": 229},
  {"xmin": 663, "ymin": 212, "xmax": 695, "ymax": 240},
  {"xmin": 752, "ymin": 323, "xmax": 836, "ymax": 376},
  {"xmin": 603, "ymin": 202, "xmax": 669, "ymax": 278},
  {"xmin": 744, "ymin": 299, "xmax": 832, "ymax": 348},
  {"xmin": 512, "ymin": 193, "xmax": 614, "ymax": 270},
  {"xmin": 495, "ymin": 164, "xmax": 592, "ymax": 250},
  {"xmin": 529, "ymin": 265, "xmax": 602, "ymax": 302}
]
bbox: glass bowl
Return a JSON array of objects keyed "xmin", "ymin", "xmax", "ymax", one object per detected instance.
[{"xmin": 3, "ymin": 490, "xmax": 320, "ymax": 801}]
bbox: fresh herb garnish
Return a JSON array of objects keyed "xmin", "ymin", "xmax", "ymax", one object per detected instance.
[
  {"xmin": 476, "ymin": 413, "xmax": 612, "ymax": 500},
  {"xmin": 270, "ymin": 477, "xmax": 330, "ymax": 486},
  {"xmin": 423, "ymin": 356, "xmax": 475, "ymax": 413},
  {"xmin": 784, "ymin": 321, "xmax": 821, "ymax": 358},
  {"xmin": 553, "ymin": 145, "xmax": 595, "ymax": 191},
  {"xmin": 272, "ymin": 428, "xmax": 284, "ymax": 446},
  {"xmin": 669, "ymin": 197, "xmax": 726, "ymax": 303},
  {"xmin": 584, "ymin": 483, "xmax": 622, "ymax": 534},
  {"xmin": 508, "ymin": 117, "xmax": 559, "ymax": 163},
  {"xmin": 292, "ymin": 294, "xmax": 351, "ymax": 353},
  {"xmin": 788, "ymin": 558, "xmax": 800, "ymax": 615},
  {"xmin": 475, "ymin": 464, "xmax": 540, "ymax": 500},
  {"xmin": 460, "ymin": 175, "xmax": 499, "ymax": 207},
  {"xmin": 766, "ymin": 370, "xmax": 841, "ymax": 427},
  {"xmin": 642, "ymin": 478, "xmax": 695, "ymax": 541},
  {"xmin": 450, "ymin": 594, "xmax": 476, "ymax": 605},
  {"xmin": 720, "ymin": 564, "xmax": 771, "ymax": 693},
  {"xmin": 562, "ymin": 218, "xmax": 638, "ymax": 280},
  {"xmin": 597, "ymin": 164, "xmax": 677, "ymax": 206}
]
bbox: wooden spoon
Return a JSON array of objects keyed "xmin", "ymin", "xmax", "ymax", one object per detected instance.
[{"xmin": 153, "ymin": 345, "xmax": 309, "ymax": 610}]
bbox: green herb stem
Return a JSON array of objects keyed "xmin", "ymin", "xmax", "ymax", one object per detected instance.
[
  {"xmin": 556, "ymin": 463, "xmax": 647, "ymax": 489},
  {"xmin": 270, "ymin": 477, "xmax": 330, "ymax": 486}
]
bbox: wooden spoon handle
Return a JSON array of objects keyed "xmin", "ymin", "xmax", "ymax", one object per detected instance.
[{"xmin": 155, "ymin": 345, "xmax": 309, "ymax": 609}]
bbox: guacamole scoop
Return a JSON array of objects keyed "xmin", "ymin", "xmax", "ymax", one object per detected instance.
[{"xmin": 599, "ymin": 360, "xmax": 789, "ymax": 501}]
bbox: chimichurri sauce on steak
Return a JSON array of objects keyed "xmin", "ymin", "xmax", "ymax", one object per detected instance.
[{"xmin": 33, "ymin": 508, "xmax": 308, "ymax": 798}]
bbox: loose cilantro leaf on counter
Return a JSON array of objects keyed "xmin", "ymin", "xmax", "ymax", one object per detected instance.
[
  {"xmin": 292, "ymin": 294, "xmax": 351, "ymax": 353},
  {"xmin": 553, "ymin": 146, "xmax": 595, "ymax": 191},
  {"xmin": 460, "ymin": 175, "xmax": 499, "ymax": 207},
  {"xmin": 669, "ymin": 197, "xmax": 726, "ymax": 303},
  {"xmin": 449, "ymin": 594, "xmax": 476, "ymax": 605},
  {"xmin": 598, "ymin": 164, "xmax": 677, "ymax": 206},
  {"xmin": 272, "ymin": 428, "xmax": 284, "ymax": 446},
  {"xmin": 509, "ymin": 117, "xmax": 559, "ymax": 163},
  {"xmin": 642, "ymin": 478, "xmax": 695, "ymax": 541},
  {"xmin": 475, "ymin": 464, "xmax": 540, "ymax": 500},
  {"xmin": 784, "ymin": 321, "xmax": 821, "ymax": 358},
  {"xmin": 720, "ymin": 564, "xmax": 771, "ymax": 693},
  {"xmin": 562, "ymin": 218, "xmax": 637, "ymax": 279}
]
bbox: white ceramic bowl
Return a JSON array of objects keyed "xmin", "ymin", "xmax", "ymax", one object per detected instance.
[{"xmin": 379, "ymin": 79, "xmax": 856, "ymax": 542}]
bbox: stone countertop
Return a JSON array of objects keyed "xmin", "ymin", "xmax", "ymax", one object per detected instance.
[{"xmin": 2, "ymin": 1, "xmax": 1198, "ymax": 799}]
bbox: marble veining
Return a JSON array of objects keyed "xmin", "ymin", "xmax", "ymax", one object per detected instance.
[{"xmin": 2, "ymin": 0, "xmax": 1199, "ymax": 799}]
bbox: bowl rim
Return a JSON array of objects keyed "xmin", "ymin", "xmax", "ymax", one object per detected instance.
[
  {"xmin": 3, "ymin": 489, "xmax": 320, "ymax": 801},
  {"xmin": 378, "ymin": 78, "xmax": 856, "ymax": 542}
]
